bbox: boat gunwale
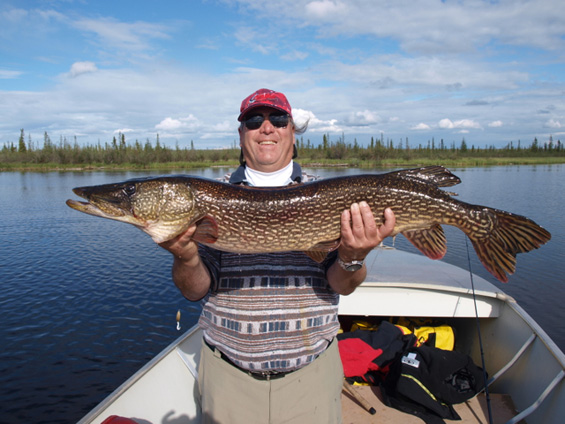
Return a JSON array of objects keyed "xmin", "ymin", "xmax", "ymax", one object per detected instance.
[
  {"xmin": 77, "ymin": 325, "xmax": 201, "ymax": 424},
  {"xmin": 501, "ymin": 296, "xmax": 565, "ymax": 368},
  {"xmin": 358, "ymin": 280, "xmax": 511, "ymax": 301}
]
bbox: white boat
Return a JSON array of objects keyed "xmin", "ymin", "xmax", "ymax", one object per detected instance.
[{"xmin": 78, "ymin": 248, "xmax": 565, "ymax": 424}]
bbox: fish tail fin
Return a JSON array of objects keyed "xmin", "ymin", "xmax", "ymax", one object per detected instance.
[{"xmin": 468, "ymin": 209, "xmax": 551, "ymax": 283}]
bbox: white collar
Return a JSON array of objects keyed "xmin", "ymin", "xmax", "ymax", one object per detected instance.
[{"xmin": 244, "ymin": 162, "xmax": 294, "ymax": 187}]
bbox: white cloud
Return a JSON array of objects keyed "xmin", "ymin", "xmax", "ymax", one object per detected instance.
[
  {"xmin": 234, "ymin": 27, "xmax": 270, "ymax": 54},
  {"xmin": 323, "ymin": 55, "xmax": 527, "ymax": 91},
  {"xmin": 412, "ymin": 123, "xmax": 431, "ymax": 130},
  {"xmin": 69, "ymin": 61, "xmax": 98, "ymax": 78},
  {"xmin": 438, "ymin": 118, "xmax": 481, "ymax": 130},
  {"xmin": 1, "ymin": 7, "xmax": 65, "ymax": 27},
  {"xmin": 293, "ymin": 108, "xmax": 341, "ymax": 132},
  {"xmin": 0, "ymin": 69, "xmax": 22, "ymax": 79},
  {"xmin": 155, "ymin": 115, "xmax": 200, "ymax": 132},
  {"xmin": 348, "ymin": 110, "xmax": 381, "ymax": 125},
  {"xmin": 156, "ymin": 118, "xmax": 182, "ymax": 131},
  {"xmin": 1, "ymin": 7, "xmax": 28, "ymax": 22},
  {"xmin": 196, "ymin": 37, "xmax": 220, "ymax": 50},
  {"xmin": 200, "ymin": 120, "xmax": 236, "ymax": 141},
  {"xmin": 293, "ymin": 108, "xmax": 315, "ymax": 128},
  {"xmin": 438, "ymin": 119, "xmax": 454, "ymax": 129},
  {"xmin": 298, "ymin": 0, "xmax": 565, "ymax": 53},
  {"xmin": 114, "ymin": 128, "xmax": 135, "ymax": 134},
  {"xmin": 212, "ymin": 121, "xmax": 234, "ymax": 132},
  {"xmin": 281, "ymin": 50, "xmax": 309, "ymax": 61},
  {"xmin": 545, "ymin": 119, "xmax": 562, "ymax": 128},
  {"xmin": 305, "ymin": 1, "xmax": 347, "ymax": 19},
  {"xmin": 73, "ymin": 17, "xmax": 171, "ymax": 52},
  {"xmin": 1, "ymin": 1, "xmax": 564, "ymax": 150}
]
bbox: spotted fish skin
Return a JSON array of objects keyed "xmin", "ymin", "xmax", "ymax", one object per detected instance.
[{"xmin": 66, "ymin": 166, "xmax": 551, "ymax": 282}]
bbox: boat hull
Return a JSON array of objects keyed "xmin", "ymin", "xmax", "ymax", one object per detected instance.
[{"xmin": 79, "ymin": 249, "xmax": 565, "ymax": 424}]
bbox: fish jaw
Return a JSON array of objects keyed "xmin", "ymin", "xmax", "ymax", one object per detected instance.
[
  {"xmin": 67, "ymin": 178, "xmax": 201, "ymax": 243},
  {"xmin": 66, "ymin": 197, "xmax": 185, "ymax": 243},
  {"xmin": 65, "ymin": 198, "xmax": 145, "ymax": 227}
]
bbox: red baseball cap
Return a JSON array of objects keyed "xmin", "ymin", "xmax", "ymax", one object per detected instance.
[{"xmin": 238, "ymin": 88, "xmax": 292, "ymax": 121}]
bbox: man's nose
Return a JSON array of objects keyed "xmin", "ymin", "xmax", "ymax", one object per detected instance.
[{"xmin": 260, "ymin": 117, "xmax": 276, "ymax": 133}]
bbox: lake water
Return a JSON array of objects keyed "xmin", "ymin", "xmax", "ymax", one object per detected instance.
[{"xmin": 0, "ymin": 165, "xmax": 563, "ymax": 423}]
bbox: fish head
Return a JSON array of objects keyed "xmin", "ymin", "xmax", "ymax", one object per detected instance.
[{"xmin": 66, "ymin": 177, "xmax": 200, "ymax": 243}]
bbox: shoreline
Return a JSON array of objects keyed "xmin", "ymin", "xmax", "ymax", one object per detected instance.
[{"xmin": 1, "ymin": 156, "xmax": 565, "ymax": 172}]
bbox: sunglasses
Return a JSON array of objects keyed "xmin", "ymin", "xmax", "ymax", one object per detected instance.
[{"xmin": 242, "ymin": 112, "xmax": 290, "ymax": 130}]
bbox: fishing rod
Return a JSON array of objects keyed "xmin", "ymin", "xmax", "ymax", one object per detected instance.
[{"xmin": 465, "ymin": 237, "xmax": 494, "ymax": 424}]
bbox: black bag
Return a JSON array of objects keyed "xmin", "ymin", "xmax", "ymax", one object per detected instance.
[
  {"xmin": 338, "ymin": 321, "xmax": 416, "ymax": 384},
  {"xmin": 381, "ymin": 345, "xmax": 487, "ymax": 424}
]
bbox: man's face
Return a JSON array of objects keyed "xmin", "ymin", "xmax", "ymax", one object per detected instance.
[{"xmin": 238, "ymin": 106, "xmax": 295, "ymax": 173}]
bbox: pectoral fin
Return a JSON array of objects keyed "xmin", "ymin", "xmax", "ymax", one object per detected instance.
[
  {"xmin": 304, "ymin": 239, "xmax": 341, "ymax": 263},
  {"xmin": 402, "ymin": 225, "xmax": 447, "ymax": 260},
  {"xmin": 192, "ymin": 215, "xmax": 219, "ymax": 244}
]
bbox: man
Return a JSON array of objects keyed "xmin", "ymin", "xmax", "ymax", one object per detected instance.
[{"xmin": 160, "ymin": 89, "xmax": 395, "ymax": 423}]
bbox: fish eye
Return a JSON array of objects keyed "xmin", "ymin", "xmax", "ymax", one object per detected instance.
[{"xmin": 123, "ymin": 184, "xmax": 136, "ymax": 197}]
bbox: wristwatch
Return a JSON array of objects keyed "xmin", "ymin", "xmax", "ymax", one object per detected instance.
[{"xmin": 337, "ymin": 256, "xmax": 365, "ymax": 272}]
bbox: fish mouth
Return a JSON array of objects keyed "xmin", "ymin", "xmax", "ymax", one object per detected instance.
[
  {"xmin": 66, "ymin": 198, "xmax": 125, "ymax": 219},
  {"xmin": 65, "ymin": 198, "xmax": 111, "ymax": 217},
  {"xmin": 67, "ymin": 187, "xmax": 94, "ymax": 210},
  {"xmin": 66, "ymin": 198, "xmax": 88, "ymax": 210},
  {"xmin": 66, "ymin": 187, "xmax": 131, "ymax": 220}
]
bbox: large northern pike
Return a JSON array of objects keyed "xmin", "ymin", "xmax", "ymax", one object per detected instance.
[{"xmin": 66, "ymin": 166, "xmax": 550, "ymax": 282}]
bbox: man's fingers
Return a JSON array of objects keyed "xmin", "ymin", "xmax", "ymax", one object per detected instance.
[
  {"xmin": 359, "ymin": 201, "xmax": 377, "ymax": 237},
  {"xmin": 346, "ymin": 202, "xmax": 377, "ymax": 239},
  {"xmin": 378, "ymin": 208, "xmax": 396, "ymax": 239},
  {"xmin": 341, "ymin": 208, "xmax": 352, "ymax": 240},
  {"xmin": 350, "ymin": 203, "xmax": 364, "ymax": 234},
  {"xmin": 159, "ymin": 225, "xmax": 197, "ymax": 252}
]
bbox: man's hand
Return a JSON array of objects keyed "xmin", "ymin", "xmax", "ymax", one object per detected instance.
[
  {"xmin": 159, "ymin": 225, "xmax": 199, "ymax": 265},
  {"xmin": 327, "ymin": 204, "xmax": 395, "ymax": 295},
  {"xmin": 158, "ymin": 225, "xmax": 211, "ymax": 301},
  {"xmin": 339, "ymin": 203, "xmax": 395, "ymax": 262}
]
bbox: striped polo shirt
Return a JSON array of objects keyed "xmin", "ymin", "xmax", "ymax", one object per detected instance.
[
  {"xmin": 196, "ymin": 162, "xmax": 339, "ymax": 372},
  {"xmin": 198, "ymin": 248, "xmax": 339, "ymax": 372}
]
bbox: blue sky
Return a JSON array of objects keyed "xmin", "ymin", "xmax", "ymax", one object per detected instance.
[{"xmin": 1, "ymin": 0, "xmax": 564, "ymax": 150}]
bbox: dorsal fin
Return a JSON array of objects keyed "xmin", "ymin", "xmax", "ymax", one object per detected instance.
[{"xmin": 391, "ymin": 166, "xmax": 461, "ymax": 188}]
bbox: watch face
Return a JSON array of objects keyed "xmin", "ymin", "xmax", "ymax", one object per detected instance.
[
  {"xmin": 338, "ymin": 257, "xmax": 364, "ymax": 272},
  {"xmin": 346, "ymin": 263, "xmax": 363, "ymax": 272}
]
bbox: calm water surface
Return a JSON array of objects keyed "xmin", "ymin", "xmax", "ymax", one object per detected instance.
[{"xmin": 0, "ymin": 165, "xmax": 563, "ymax": 423}]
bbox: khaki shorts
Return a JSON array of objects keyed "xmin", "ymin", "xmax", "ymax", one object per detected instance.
[{"xmin": 198, "ymin": 339, "xmax": 343, "ymax": 424}]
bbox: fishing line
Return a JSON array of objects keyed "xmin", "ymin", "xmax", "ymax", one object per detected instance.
[
  {"xmin": 465, "ymin": 237, "xmax": 493, "ymax": 424},
  {"xmin": 367, "ymin": 240, "xmax": 394, "ymax": 272}
]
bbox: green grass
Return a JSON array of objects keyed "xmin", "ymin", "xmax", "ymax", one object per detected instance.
[{"xmin": 2, "ymin": 156, "xmax": 564, "ymax": 172}]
